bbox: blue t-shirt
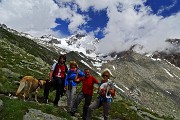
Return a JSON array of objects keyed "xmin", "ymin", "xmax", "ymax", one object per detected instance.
[{"xmin": 64, "ymin": 69, "xmax": 85, "ymax": 87}]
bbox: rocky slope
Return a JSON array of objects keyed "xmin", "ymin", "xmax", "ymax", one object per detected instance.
[
  {"xmin": 152, "ymin": 39, "xmax": 180, "ymax": 68},
  {"xmin": 101, "ymin": 51, "xmax": 180, "ymax": 118}
]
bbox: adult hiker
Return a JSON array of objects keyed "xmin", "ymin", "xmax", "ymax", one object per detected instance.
[
  {"xmin": 43, "ymin": 54, "xmax": 68, "ymax": 106},
  {"xmin": 64, "ymin": 61, "xmax": 85, "ymax": 112},
  {"xmin": 86, "ymin": 68, "xmax": 116, "ymax": 120},
  {"xmin": 70, "ymin": 68, "xmax": 99, "ymax": 119}
]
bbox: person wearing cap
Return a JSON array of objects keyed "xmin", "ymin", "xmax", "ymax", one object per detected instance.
[
  {"xmin": 43, "ymin": 54, "xmax": 68, "ymax": 106},
  {"xmin": 64, "ymin": 61, "xmax": 85, "ymax": 112},
  {"xmin": 86, "ymin": 68, "xmax": 115, "ymax": 120},
  {"xmin": 70, "ymin": 68, "xmax": 99, "ymax": 119}
]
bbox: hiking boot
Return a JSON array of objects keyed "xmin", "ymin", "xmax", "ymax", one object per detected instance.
[
  {"xmin": 53, "ymin": 103, "xmax": 58, "ymax": 107},
  {"xmin": 53, "ymin": 101, "xmax": 59, "ymax": 107},
  {"xmin": 70, "ymin": 111, "xmax": 75, "ymax": 116},
  {"xmin": 43, "ymin": 99, "xmax": 48, "ymax": 104}
]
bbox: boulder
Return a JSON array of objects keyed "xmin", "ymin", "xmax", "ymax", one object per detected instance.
[{"xmin": 23, "ymin": 109, "xmax": 67, "ymax": 120}]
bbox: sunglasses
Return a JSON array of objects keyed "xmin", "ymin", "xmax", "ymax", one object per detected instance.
[{"xmin": 102, "ymin": 75, "xmax": 109, "ymax": 77}]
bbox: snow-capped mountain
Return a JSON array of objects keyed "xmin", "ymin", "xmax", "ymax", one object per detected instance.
[
  {"xmin": 0, "ymin": 23, "xmax": 100, "ymax": 58},
  {"xmin": 37, "ymin": 33, "xmax": 99, "ymax": 58}
]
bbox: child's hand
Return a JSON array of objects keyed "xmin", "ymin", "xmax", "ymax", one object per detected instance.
[
  {"xmin": 76, "ymin": 70, "xmax": 80, "ymax": 74},
  {"xmin": 64, "ymin": 86, "xmax": 67, "ymax": 91}
]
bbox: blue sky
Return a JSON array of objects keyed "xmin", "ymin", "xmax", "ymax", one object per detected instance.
[
  {"xmin": 0, "ymin": 0, "xmax": 180, "ymax": 54},
  {"xmin": 52, "ymin": 0, "xmax": 180, "ymax": 39},
  {"xmin": 53, "ymin": 7, "xmax": 109, "ymax": 39},
  {"xmin": 145, "ymin": 0, "xmax": 180, "ymax": 16}
]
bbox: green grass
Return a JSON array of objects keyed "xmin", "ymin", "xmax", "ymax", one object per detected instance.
[
  {"xmin": 0, "ymin": 33, "xmax": 51, "ymax": 94},
  {"xmin": 0, "ymin": 95, "xmax": 72, "ymax": 120},
  {"xmin": 0, "ymin": 93, "xmax": 174, "ymax": 120},
  {"xmin": 0, "ymin": 28, "xmax": 58, "ymax": 65}
]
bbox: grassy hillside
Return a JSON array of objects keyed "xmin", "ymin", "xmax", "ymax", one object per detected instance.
[
  {"xmin": 0, "ymin": 27, "xmax": 60, "ymax": 94},
  {"xmin": 0, "ymin": 28, "xmax": 58, "ymax": 64}
]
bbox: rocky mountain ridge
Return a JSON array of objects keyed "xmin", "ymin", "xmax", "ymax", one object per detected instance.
[{"xmin": 101, "ymin": 51, "xmax": 180, "ymax": 118}]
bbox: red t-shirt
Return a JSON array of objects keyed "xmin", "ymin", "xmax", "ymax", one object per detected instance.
[
  {"xmin": 53, "ymin": 64, "xmax": 66, "ymax": 78},
  {"xmin": 79, "ymin": 76, "xmax": 98, "ymax": 96}
]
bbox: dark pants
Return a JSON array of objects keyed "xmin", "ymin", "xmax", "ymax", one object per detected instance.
[
  {"xmin": 72, "ymin": 91, "xmax": 92, "ymax": 120},
  {"xmin": 44, "ymin": 77, "xmax": 65, "ymax": 105}
]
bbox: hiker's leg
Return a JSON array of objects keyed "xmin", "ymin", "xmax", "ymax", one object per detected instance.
[
  {"xmin": 83, "ymin": 94, "xmax": 92, "ymax": 120},
  {"xmin": 60, "ymin": 79, "xmax": 65, "ymax": 97},
  {"xmin": 102, "ymin": 102, "xmax": 111, "ymax": 120},
  {"xmin": 71, "ymin": 91, "xmax": 84, "ymax": 112},
  {"xmin": 54, "ymin": 78, "xmax": 62, "ymax": 105},
  {"xmin": 44, "ymin": 79, "xmax": 55, "ymax": 100},
  {"xmin": 66, "ymin": 89, "xmax": 71, "ymax": 112},
  {"xmin": 43, "ymin": 81, "xmax": 50, "ymax": 99},
  {"xmin": 70, "ymin": 86, "xmax": 76, "ymax": 111},
  {"xmin": 86, "ymin": 99, "xmax": 101, "ymax": 120}
]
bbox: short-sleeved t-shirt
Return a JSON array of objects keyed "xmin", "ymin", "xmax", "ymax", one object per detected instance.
[
  {"xmin": 51, "ymin": 63, "xmax": 67, "ymax": 78},
  {"xmin": 79, "ymin": 76, "xmax": 98, "ymax": 96}
]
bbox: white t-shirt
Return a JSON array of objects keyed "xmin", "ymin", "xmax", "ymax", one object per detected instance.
[{"xmin": 99, "ymin": 79, "xmax": 113, "ymax": 98}]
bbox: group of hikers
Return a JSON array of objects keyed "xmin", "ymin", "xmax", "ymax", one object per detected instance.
[{"xmin": 43, "ymin": 54, "xmax": 116, "ymax": 120}]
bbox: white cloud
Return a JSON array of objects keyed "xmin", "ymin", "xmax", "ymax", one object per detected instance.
[
  {"xmin": 68, "ymin": 13, "xmax": 86, "ymax": 33},
  {"xmin": 74, "ymin": 0, "xmax": 109, "ymax": 11},
  {"xmin": 0, "ymin": 0, "xmax": 59, "ymax": 37},
  {"xmin": 0, "ymin": 0, "xmax": 87, "ymax": 37},
  {"xmin": 95, "ymin": 0, "xmax": 180, "ymax": 54},
  {"xmin": 0, "ymin": 0, "xmax": 180, "ymax": 54}
]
